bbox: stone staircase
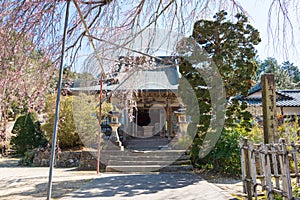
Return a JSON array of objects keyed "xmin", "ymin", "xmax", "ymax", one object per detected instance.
[
  {"xmin": 104, "ymin": 135, "xmax": 193, "ymax": 173},
  {"xmin": 126, "ymin": 135, "xmax": 170, "ymax": 150}
]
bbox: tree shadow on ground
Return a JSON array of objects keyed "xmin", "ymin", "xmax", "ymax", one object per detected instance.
[
  {"xmin": 0, "ymin": 157, "xmax": 19, "ymax": 167},
  {"xmin": 197, "ymin": 170, "xmax": 242, "ymax": 185},
  {"xmin": 67, "ymin": 173, "xmax": 202, "ymax": 198},
  {"xmin": 0, "ymin": 178, "xmax": 92, "ymax": 199}
]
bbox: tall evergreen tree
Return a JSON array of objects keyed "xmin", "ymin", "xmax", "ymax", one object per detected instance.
[{"xmin": 179, "ymin": 10, "xmax": 261, "ymax": 173}]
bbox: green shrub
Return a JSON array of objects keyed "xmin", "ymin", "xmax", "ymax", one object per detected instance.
[
  {"xmin": 42, "ymin": 94, "xmax": 112, "ymax": 149},
  {"xmin": 42, "ymin": 95, "xmax": 81, "ymax": 149},
  {"xmin": 190, "ymin": 103, "xmax": 263, "ymax": 176},
  {"xmin": 278, "ymin": 115, "xmax": 300, "ymax": 143},
  {"xmin": 11, "ymin": 113, "xmax": 48, "ymax": 155},
  {"xmin": 73, "ymin": 94, "xmax": 101, "ymax": 148},
  {"xmin": 194, "ymin": 128, "xmax": 243, "ymax": 175},
  {"xmin": 18, "ymin": 150, "xmax": 35, "ymax": 166}
]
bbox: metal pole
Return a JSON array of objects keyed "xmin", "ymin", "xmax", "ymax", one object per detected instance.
[
  {"xmin": 97, "ymin": 75, "xmax": 103, "ymax": 174},
  {"xmin": 46, "ymin": 1, "xmax": 70, "ymax": 199}
]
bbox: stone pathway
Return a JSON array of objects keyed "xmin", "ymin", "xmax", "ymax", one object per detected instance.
[{"xmin": 60, "ymin": 173, "xmax": 238, "ymax": 200}]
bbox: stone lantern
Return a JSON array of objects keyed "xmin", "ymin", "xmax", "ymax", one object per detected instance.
[
  {"xmin": 108, "ymin": 107, "xmax": 124, "ymax": 151},
  {"xmin": 174, "ymin": 104, "xmax": 189, "ymax": 137}
]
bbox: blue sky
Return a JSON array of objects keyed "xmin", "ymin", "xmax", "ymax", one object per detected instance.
[
  {"xmin": 71, "ymin": 0, "xmax": 300, "ymax": 74},
  {"xmin": 238, "ymin": 0, "xmax": 300, "ymax": 66}
]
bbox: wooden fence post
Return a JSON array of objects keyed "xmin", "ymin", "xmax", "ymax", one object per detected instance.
[
  {"xmin": 240, "ymin": 139, "xmax": 247, "ymax": 194},
  {"xmin": 281, "ymin": 139, "xmax": 293, "ymax": 199},
  {"xmin": 241, "ymin": 139, "xmax": 299, "ymax": 199},
  {"xmin": 249, "ymin": 143, "xmax": 258, "ymax": 199},
  {"xmin": 242, "ymin": 138, "xmax": 253, "ymax": 199},
  {"xmin": 270, "ymin": 142, "xmax": 280, "ymax": 190},
  {"xmin": 264, "ymin": 145, "xmax": 274, "ymax": 199},
  {"xmin": 291, "ymin": 142, "xmax": 299, "ymax": 184}
]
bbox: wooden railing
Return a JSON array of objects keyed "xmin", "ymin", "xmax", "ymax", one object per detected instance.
[{"xmin": 240, "ymin": 138, "xmax": 300, "ymax": 200}]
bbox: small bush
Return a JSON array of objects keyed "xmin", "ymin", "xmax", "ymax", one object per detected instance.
[
  {"xmin": 11, "ymin": 113, "xmax": 48, "ymax": 155},
  {"xmin": 194, "ymin": 129, "xmax": 243, "ymax": 176},
  {"xmin": 18, "ymin": 150, "xmax": 35, "ymax": 166},
  {"xmin": 277, "ymin": 115, "xmax": 300, "ymax": 143},
  {"xmin": 191, "ymin": 117, "xmax": 263, "ymax": 176}
]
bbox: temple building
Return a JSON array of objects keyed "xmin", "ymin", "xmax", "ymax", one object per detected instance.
[{"xmin": 70, "ymin": 56, "xmax": 188, "ymax": 147}]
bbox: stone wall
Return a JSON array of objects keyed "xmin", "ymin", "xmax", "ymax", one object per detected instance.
[
  {"xmin": 33, "ymin": 150, "xmax": 81, "ymax": 168},
  {"xmin": 78, "ymin": 151, "xmax": 97, "ymax": 170},
  {"xmin": 78, "ymin": 150, "xmax": 106, "ymax": 171},
  {"xmin": 32, "ymin": 149, "xmax": 106, "ymax": 170},
  {"xmin": 56, "ymin": 151, "xmax": 81, "ymax": 168}
]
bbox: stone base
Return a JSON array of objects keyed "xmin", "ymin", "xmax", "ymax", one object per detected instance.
[{"xmin": 143, "ymin": 126, "xmax": 154, "ymax": 137}]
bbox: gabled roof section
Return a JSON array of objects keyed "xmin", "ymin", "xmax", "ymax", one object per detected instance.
[{"xmin": 70, "ymin": 65, "xmax": 180, "ymax": 92}]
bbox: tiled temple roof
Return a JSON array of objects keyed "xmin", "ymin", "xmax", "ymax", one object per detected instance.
[
  {"xmin": 70, "ymin": 65, "xmax": 179, "ymax": 92},
  {"xmin": 238, "ymin": 83, "xmax": 300, "ymax": 107}
]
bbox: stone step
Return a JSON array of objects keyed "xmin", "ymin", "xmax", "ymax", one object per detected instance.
[
  {"xmin": 101, "ymin": 149, "xmax": 189, "ymax": 156},
  {"xmin": 108, "ymin": 159, "xmax": 191, "ymax": 166},
  {"xmin": 125, "ymin": 137, "xmax": 172, "ymax": 146},
  {"xmin": 106, "ymin": 164, "xmax": 193, "ymax": 173},
  {"xmin": 126, "ymin": 136, "xmax": 168, "ymax": 140},
  {"xmin": 126, "ymin": 138, "xmax": 169, "ymax": 143},
  {"xmin": 84, "ymin": 149, "xmax": 188, "ymax": 154},
  {"xmin": 104, "ymin": 149, "xmax": 193, "ymax": 173},
  {"xmin": 106, "ymin": 154, "xmax": 190, "ymax": 161}
]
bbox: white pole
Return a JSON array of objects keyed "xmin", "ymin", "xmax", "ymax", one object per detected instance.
[{"xmin": 46, "ymin": 1, "xmax": 70, "ymax": 199}]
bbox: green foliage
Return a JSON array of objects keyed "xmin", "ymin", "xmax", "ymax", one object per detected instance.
[
  {"xmin": 18, "ymin": 150, "xmax": 35, "ymax": 166},
  {"xmin": 192, "ymin": 117, "xmax": 263, "ymax": 176},
  {"xmin": 43, "ymin": 94, "xmax": 112, "ymax": 149},
  {"xmin": 11, "ymin": 113, "xmax": 48, "ymax": 155},
  {"xmin": 255, "ymin": 57, "xmax": 300, "ymax": 89},
  {"xmin": 193, "ymin": 10, "xmax": 261, "ymax": 97},
  {"xmin": 42, "ymin": 95, "xmax": 81, "ymax": 149},
  {"xmin": 247, "ymin": 120, "xmax": 264, "ymax": 143},
  {"xmin": 292, "ymin": 183, "xmax": 300, "ymax": 199},
  {"xmin": 180, "ymin": 10, "xmax": 261, "ymax": 175},
  {"xmin": 201, "ymin": 129, "xmax": 242, "ymax": 175},
  {"xmin": 277, "ymin": 115, "xmax": 300, "ymax": 143},
  {"xmin": 73, "ymin": 94, "xmax": 111, "ymax": 148}
]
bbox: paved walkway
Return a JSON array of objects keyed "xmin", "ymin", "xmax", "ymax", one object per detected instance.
[
  {"xmin": 0, "ymin": 158, "xmax": 241, "ymax": 200},
  {"xmin": 60, "ymin": 173, "xmax": 237, "ymax": 200}
]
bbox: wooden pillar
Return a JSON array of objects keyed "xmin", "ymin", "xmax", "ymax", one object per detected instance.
[{"xmin": 261, "ymin": 74, "xmax": 278, "ymax": 144}]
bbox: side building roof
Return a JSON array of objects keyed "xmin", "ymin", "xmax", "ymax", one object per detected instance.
[{"xmin": 237, "ymin": 83, "xmax": 300, "ymax": 107}]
